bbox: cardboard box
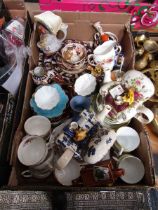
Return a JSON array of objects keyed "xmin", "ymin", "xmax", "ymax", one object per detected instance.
[
  {"xmin": 39, "ymin": 0, "xmax": 158, "ymax": 33},
  {"xmin": 9, "ymin": 11, "xmax": 155, "ymax": 189}
]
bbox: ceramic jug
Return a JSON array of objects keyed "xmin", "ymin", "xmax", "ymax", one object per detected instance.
[{"xmin": 88, "ymin": 40, "xmax": 121, "ymax": 83}]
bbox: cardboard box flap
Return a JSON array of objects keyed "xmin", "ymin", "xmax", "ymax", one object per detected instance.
[{"xmin": 31, "ymin": 10, "xmax": 131, "ymax": 25}]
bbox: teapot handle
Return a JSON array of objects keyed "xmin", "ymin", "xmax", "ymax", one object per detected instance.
[
  {"xmin": 135, "ymin": 105, "xmax": 154, "ymax": 124},
  {"xmin": 87, "ymin": 54, "xmax": 96, "ymax": 66}
]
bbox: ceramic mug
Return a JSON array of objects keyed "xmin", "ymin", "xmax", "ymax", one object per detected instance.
[
  {"xmin": 24, "ymin": 115, "xmax": 51, "ymax": 139},
  {"xmin": 113, "ymin": 126, "xmax": 140, "ymax": 156},
  {"xmin": 88, "ymin": 40, "xmax": 121, "ymax": 83},
  {"xmin": 87, "ymin": 40, "xmax": 118, "ymax": 69},
  {"xmin": 18, "ymin": 135, "xmax": 53, "ymax": 167},
  {"xmin": 84, "ymin": 130, "xmax": 117, "ymax": 164},
  {"xmin": 21, "ymin": 148, "xmax": 54, "ymax": 179},
  {"xmin": 114, "ymin": 154, "xmax": 145, "ymax": 184}
]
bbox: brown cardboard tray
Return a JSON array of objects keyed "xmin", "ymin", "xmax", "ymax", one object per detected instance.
[{"xmin": 8, "ymin": 11, "xmax": 155, "ymax": 190}]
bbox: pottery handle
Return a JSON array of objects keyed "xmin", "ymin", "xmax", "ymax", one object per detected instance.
[
  {"xmin": 58, "ymin": 23, "xmax": 68, "ymax": 42},
  {"xmin": 135, "ymin": 105, "xmax": 154, "ymax": 124},
  {"xmin": 56, "ymin": 149, "xmax": 74, "ymax": 170},
  {"xmin": 87, "ymin": 54, "xmax": 96, "ymax": 66},
  {"xmin": 21, "ymin": 170, "xmax": 32, "ymax": 178},
  {"xmin": 112, "ymin": 168, "xmax": 124, "ymax": 178},
  {"xmin": 113, "ymin": 141, "xmax": 124, "ymax": 157}
]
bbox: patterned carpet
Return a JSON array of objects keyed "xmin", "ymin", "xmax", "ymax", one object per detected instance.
[{"xmin": 0, "ymin": 188, "xmax": 157, "ymax": 210}]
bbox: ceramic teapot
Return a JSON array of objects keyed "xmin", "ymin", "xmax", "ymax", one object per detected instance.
[{"xmin": 95, "ymin": 70, "xmax": 155, "ymax": 127}]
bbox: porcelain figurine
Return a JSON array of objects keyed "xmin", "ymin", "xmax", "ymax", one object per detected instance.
[
  {"xmin": 30, "ymin": 84, "xmax": 69, "ymax": 118},
  {"xmin": 95, "ymin": 70, "xmax": 155, "ymax": 127}
]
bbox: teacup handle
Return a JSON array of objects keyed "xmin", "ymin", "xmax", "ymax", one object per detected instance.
[
  {"xmin": 135, "ymin": 105, "xmax": 154, "ymax": 124},
  {"xmin": 87, "ymin": 54, "xmax": 96, "ymax": 66},
  {"xmin": 56, "ymin": 149, "xmax": 74, "ymax": 170},
  {"xmin": 115, "ymin": 45, "xmax": 122, "ymax": 55},
  {"xmin": 58, "ymin": 23, "xmax": 68, "ymax": 42},
  {"xmin": 21, "ymin": 170, "xmax": 32, "ymax": 178},
  {"xmin": 113, "ymin": 142, "xmax": 124, "ymax": 157}
]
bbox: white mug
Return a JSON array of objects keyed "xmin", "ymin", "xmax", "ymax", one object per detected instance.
[
  {"xmin": 113, "ymin": 126, "xmax": 140, "ymax": 156},
  {"xmin": 114, "ymin": 154, "xmax": 145, "ymax": 184},
  {"xmin": 18, "ymin": 135, "xmax": 53, "ymax": 167},
  {"xmin": 24, "ymin": 115, "xmax": 51, "ymax": 139}
]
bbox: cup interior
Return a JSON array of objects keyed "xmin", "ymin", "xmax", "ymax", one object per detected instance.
[
  {"xmin": 18, "ymin": 136, "xmax": 48, "ymax": 166},
  {"xmin": 116, "ymin": 126, "xmax": 140, "ymax": 152},
  {"xmin": 118, "ymin": 155, "xmax": 145, "ymax": 184},
  {"xmin": 24, "ymin": 115, "xmax": 51, "ymax": 137},
  {"xmin": 61, "ymin": 43, "xmax": 87, "ymax": 64}
]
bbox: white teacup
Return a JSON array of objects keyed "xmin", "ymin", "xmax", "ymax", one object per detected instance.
[
  {"xmin": 18, "ymin": 135, "xmax": 52, "ymax": 166},
  {"xmin": 24, "ymin": 115, "xmax": 51, "ymax": 139},
  {"xmin": 113, "ymin": 126, "xmax": 140, "ymax": 156},
  {"xmin": 114, "ymin": 154, "xmax": 145, "ymax": 184}
]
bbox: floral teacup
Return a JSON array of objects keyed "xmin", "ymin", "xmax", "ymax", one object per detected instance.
[{"xmin": 88, "ymin": 40, "xmax": 121, "ymax": 83}]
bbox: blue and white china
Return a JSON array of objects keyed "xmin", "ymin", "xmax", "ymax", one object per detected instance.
[
  {"xmin": 30, "ymin": 84, "xmax": 69, "ymax": 118},
  {"xmin": 84, "ymin": 129, "xmax": 116, "ymax": 164}
]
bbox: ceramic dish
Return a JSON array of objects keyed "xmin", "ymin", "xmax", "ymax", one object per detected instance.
[{"xmin": 30, "ymin": 84, "xmax": 69, "ymax": 118}]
